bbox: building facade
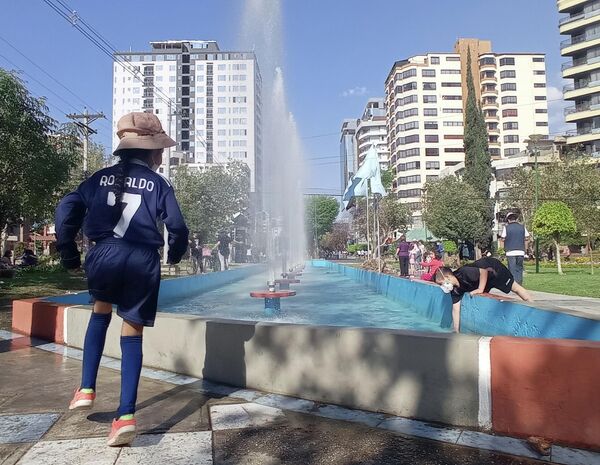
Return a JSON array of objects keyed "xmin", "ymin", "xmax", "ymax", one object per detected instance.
[
  {"xmin": 112, "ymin": 40, "xmax": 262, "ymax": 192},
  {"xmin": 559, "ymin": 0, "xmax": 600, "ymax": 155},
  {"xmin": 355, "ymin": 98, "xmax": 390, "ymax": 173},
  {"xmin": 339, "ymin": 119, "xmax": 358, "ymax": 194},
  {"xmin": 385, "ymin": 38, "xmax": 549, "ymax": 223}
]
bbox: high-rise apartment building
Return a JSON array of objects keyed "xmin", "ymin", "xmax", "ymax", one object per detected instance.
[
  {"xmin": 559, "ymin": 0, "xmax": 600, "ymax": 155},
  {"xmin": 339, "ymin": 99, "xmax": 390, "ymax": 194},
  {"xmin": 112, "ymin": 40, "xmax": 262, "ymax": 192},
  {"xmin": 340, "ymin": 119, "xmax": 358, "ymax": 194},
  {"xmin": 385, "ymin": 38, "xmax": 548, "ymax": 222},
  {"xmin": 355, "ymin": 98, "xmax": 390, "ymax": 173}
]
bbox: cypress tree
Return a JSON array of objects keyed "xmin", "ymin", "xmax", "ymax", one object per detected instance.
[{"xmin": 463, "ymin": 49, "xmax": 494, "ymax": 249}]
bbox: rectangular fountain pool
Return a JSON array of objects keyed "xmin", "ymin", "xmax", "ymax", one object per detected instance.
[{"xmin": 161, "ymin": 265, "xmax": 449, "ymax": 333}]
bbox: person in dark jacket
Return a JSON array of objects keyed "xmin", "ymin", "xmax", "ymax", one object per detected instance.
[
  {"xmin": 55, "ymin": 112, "xmax": 189, "ymax": 447},
  {"xmin": 434, "ymin": 257, "xmax": 532, "ymax": 332},
  {"xmin": 499, "ymin": 212, "xmax": 530, "ymax": 284},
  {"xmin": 396, "ymin": 236, "xmax": 410, "ymax": 277}
]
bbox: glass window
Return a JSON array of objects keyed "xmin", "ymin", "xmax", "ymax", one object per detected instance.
[
  {"xmin": 504, "ymin": 135, "xmax": 519, "ymax": 143},
  {"xmin": 425, "ymin": 135, "xmax": 439, "ymax": 143},
  {"xmin": 430, "ymin": 56, "xmax": 440, "ymax": 64},
  {"xmin": 499, "ymin": 57, "xmax": 515, "ymax": 66},
  {"xmin": 423, "ymin": 95, "xmax": 437, "ymax": 103},
  {"xmin": 423, "ymin": 82, "xmax": 436, "ymax": 90},
  {"xmin": 422, "ymin": 69, "xmax": 436, "ymax": 77},
  {"xmin": 423, "ymin": 108, "xmax": 438, "ymax": 116},
  {"xmin": 532, "ymin": 57, "xmax": 545, "ymax": 62},
  {"xmin": 500, "ymin": 70, "xmax": 516, "ymax": 79},
  {"xmin": 502, "ymin": 96, "xmax": 518, "ymax": 104},
  {"xmin": 501, "ymin": 83, "xmax": 517, "ymax": 91}
]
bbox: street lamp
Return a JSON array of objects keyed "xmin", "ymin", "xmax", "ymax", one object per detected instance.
[{"xmin": 528, "ymin": 134, "xmax": 545, "ymax": 274}]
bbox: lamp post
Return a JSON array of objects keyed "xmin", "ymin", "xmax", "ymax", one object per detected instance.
[{"xmin": 529, "ymin": 134, "xmax": 544, "ymax": 274}]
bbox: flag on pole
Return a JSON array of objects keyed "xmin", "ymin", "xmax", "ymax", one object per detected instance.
[{"xmin": 342, "ymin": 144, "xmax": 386, "ymax": 209}]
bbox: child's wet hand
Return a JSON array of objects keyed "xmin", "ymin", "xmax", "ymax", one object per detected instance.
[{"xmin": 470, "ymin": 289, "xmax": 484, "ymax": 297}]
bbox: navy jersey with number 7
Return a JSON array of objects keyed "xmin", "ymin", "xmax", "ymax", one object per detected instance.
[{"xmin": 55, "ymin": 160, "xmax": 189, "ymax": 269}]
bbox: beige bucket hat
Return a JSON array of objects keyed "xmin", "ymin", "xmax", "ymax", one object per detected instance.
[{"xmin": 113, "ymin": 112, "xmax": 176, "ymax": 154}]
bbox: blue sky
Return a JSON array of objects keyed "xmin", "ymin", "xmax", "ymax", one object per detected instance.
[{"xmin": 1, "ymin": 0, "xmax": 567, "ymax": 194}]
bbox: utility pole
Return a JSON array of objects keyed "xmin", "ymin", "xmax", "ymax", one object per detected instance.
[
  {"xmin": 163, "ymin": 101, "xmax": 176, "ymax": 265},
  {"xmin": 67, "ymin": 107, "xmax": 105, "ymax": 178}
]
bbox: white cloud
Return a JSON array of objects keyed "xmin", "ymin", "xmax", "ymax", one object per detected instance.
[
  {"xmin": 547, "ymin": 76, "xmax": 576, "ymax": 136},
  {"xmin": 341, "ymin": 86, "xmax": 367, "ymax": 97}
]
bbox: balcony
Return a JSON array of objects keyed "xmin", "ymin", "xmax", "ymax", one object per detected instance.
[
  {"xmin": 564, "ymin": 102, "xmax": 600, "ymax": 122},
  {"xmin": 560, "ymin": 5, "xmax": 600, "ymax": 33},
  {"xmin": 563, "ymin": 79, "xmax": 600, "ymax": 99},
  {"xmin": 481, "ymin": 87, "xmax": 498, "ymax": 97},
  {"xmin": 561, "ymin": 29, "xmax": 600, "ymax": 55},
  {"xmin": 562, "ymin": 55, "xmax": 600, "ymax": 77},
  {"xmin": 482, "ymin": 100, "xmax": 499, "ymax": 109}
]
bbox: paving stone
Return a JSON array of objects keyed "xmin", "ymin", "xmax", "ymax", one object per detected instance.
[
  {"xmin": 314, "ymin": 405, "xmax": 386, "ymax": 428},
  {"xmin": 0, "ymin": 413, "xmax": 60, "ymax": 444},
  {"xmin": 552, "ymin": 445, "xmax": 600, "ymax": 465},
  {"xmin": 378, "ymin": 416, "xmax": 461, "ymax": 443},
  {"xmin": 457, "ymin": 430, "xmax": 550, "ymax": 461},
  {"xmin": 210, "ymin": 403, "xmax": 284, "ymax": 431},
  {"xmin": 255, "ymin": 394, "xmax": 314, "ymax": 413},
  {"xmin": 116, "ymin": 431, "xmax": 213, "ymax": 465},
  {"xmin": 16, "ymin": 437, "xmax": 120, "ymax": 465},
  {"xmin": 0, "ymin": 444, "xmax": 31, "ymax": 465}
]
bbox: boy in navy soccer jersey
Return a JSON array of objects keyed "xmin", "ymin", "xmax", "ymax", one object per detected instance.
[{"xmin": 55, "ymin": 112, "xmax": 189, "ymax": 446}]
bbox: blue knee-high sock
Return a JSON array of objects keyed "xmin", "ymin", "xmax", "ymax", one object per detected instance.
[
  {"xmin": 117, "ymin": 335, "xmax": 143, "ymax": 417},
  {"xmin": 81, "ymin": 312, "xmax": 112, "ymax": 390}
]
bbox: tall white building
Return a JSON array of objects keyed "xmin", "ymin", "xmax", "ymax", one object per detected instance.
[
  {"xmin": 385, "ymin": 38, "xmax": 549, "ymax": 223},
  {"xmin": 339, "ymin": 119, "xmax": 358, "ymax": 194},
  {"xmin": 356, "ymin": 98, "xmax": 390, "ymax": 173},
  {"xmin": 112, "ymin": 40, "xmax": 262, "ymax": 192}
]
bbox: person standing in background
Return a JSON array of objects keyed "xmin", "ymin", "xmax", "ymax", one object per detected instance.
[
  {"xmin": 396, "ymin": 236, "xmax": 410, "ymax": 277},
  {"xmin": 499, "ymin": 212, "xmax": 530, "ymax": 285}
]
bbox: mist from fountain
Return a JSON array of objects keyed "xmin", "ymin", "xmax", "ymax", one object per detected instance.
[{"xmin": 239, "ymin": 0, "xmax": 307, "ymax": 281}]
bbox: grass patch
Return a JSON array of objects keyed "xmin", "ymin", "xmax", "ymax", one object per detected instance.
[
  {"xmin": 523, "ymin": 265, "xmax": 600, "ymax": 298},
  {"xmin": 0, "ymin": 269, "xmax": 88, "ymax": 313}
]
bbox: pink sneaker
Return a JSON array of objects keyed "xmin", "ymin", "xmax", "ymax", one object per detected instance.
[
  {"xmin": 107, "ymin": 417, "xmax": 137, "ymax": 447},
  {"xmin": 69, "ymin": 389, "xmax": 96, "ymax": 410}
]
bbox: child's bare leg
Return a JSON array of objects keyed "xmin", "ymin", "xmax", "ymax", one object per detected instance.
[{"xmin": 511, "ymin": 282, "xmax": 533, "ymax": 302}]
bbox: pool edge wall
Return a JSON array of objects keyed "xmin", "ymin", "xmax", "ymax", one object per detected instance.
[{"xmin": 10, "ymin": 260, "xmax": 600, "ymax": 449}]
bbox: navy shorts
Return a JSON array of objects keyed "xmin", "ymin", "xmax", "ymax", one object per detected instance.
[{"xmin": 84, "ymin": 238, "xmax": 161, "ymax": 327}]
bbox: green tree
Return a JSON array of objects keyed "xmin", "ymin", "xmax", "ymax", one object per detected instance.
[
  {"xmin": 305, "ymin": 196, "xmax": 339, "ymax": 256},
  {"xmin": 353, "ymin": 196, "xmax": 411, "ymax": 253},
  {"xmin": 380, "ymin": 168, "xmax": 394, "ymax": 191},
  {"xmin": 172, "ymin": 162, "xmax": 250, "ymax": 244},
  {"xmin": 422, "ymin": 176, "xmax": 487, "ymax": 248},
  {"xmin": 0, "ymin": 69, "xmax": 78, "ymax": 250},
  {"xmin": 319, "ymin": 222, "xmax": 350, "ymax": 257},
  {"xmin": 532, "ymin": 201, "xmax": 577, "ymax": 275},
  {"xmin": 463, "ymin": 49, "xmax": 493, "ymax": 249}
]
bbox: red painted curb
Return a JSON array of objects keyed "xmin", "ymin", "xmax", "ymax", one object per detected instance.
[
  {"xmin": 491, "ymin": 336, "xmax": 600, "ymax": 449},
  {"xmin": 12, "ymin": 298, "xmax": 66, "ymax": 344}
]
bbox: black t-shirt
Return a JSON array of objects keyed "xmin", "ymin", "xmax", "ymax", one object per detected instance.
[
  {"xmin": 217, "ymin": 235, "xmax": 232, "ymax": 255},
  {"xmin": 450, "ymin": 257, "xmax": 513, "ymax": 303}
]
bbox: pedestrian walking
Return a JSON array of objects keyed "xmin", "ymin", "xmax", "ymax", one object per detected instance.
[
  {"xmin": 55, "ymin": 112, "xmax": 189, "ymax": 446},
  {"xmin": 499, "ymin": 212, "xmax": 530, "ymax": 285}
]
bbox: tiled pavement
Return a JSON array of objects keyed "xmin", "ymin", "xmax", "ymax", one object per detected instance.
[{"xmin": 0, "ymin": 330, "xmax": 599, "ymax": 465}]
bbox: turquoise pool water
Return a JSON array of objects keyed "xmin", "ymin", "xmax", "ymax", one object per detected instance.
[{"xmin": 161, "ymin": 266, "xmax": 448, "ymax": 333}]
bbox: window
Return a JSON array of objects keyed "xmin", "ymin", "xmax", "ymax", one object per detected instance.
[
  {"xmin": 402, "ymin": 81, "xmax": 418, "ymax": 92},
  {"xmin": 446, "ymin": 56, "xmax": 460, "ymax": 61},
  {"xmin": 422, "ymin": 69, "xmax": 436, "ymax": 77},
  {"xmin": 532, "ymin": 57, "xmax": 545, "ymax": 62},
  {"xmin": 444, "ymin": 134, "xmax": 463, "ymax": 140},
  {"xmin": 534, "ymin": 70, "xmax": 546, "ymax": 75},
  {"xmin": 502, "ymin": 109, "xmax": 518, "ymax": 117},
  {"xmin": 445, "ymin": 147, "xmax": 464, "ymax": 153},
  {"xmin": 430, "ymin": 56, "xmax": 440, "ymax": 64},
  {"xmin": 401, "ymin": 134, "xmax": 419, "ymax": 145},
  {"xmin": 503, "ymin": 122, "xmax": 519, "ymax": 130},
  {"xmin": 426, "ymin": 175, "xmax": 439, "ymax": 182},
  {"xmin": 500, "ymin": 70, "xmax": 516, "ymax": 79},
  {"xmin": 398, "ymin": 148, "xmax": 420, "ymax": 158},
  {"xmin": 479, "ymin": 57, "xmax": 495, "ymax": 66},
  {"xmin": 501, "ymin": 83, "xmax": 517, "ymax": 91},
  {"xmin": 426, "ymin": 161, "xmax": 440, "ymax": 169},
  {"xmin": 536, "ymin": 109, "xmax": 548, "ymax": 114},
  {"xmin": 398, "ymin": 189, "xmax": 422, "ymax": 198},
  {"xmin": 534, "ymin": 83, "xmax": 546, "ymax": 88},
  {"xmin": 424, "ymin": 122, "xmax": 438, "ymax": 130},
  {"xmin": 442, "ymin": 95, "xmax": 462, "ymax": 100},
  {"xmin": 441, "ymin": 82, "xmax": 461, "ymax": 87},
  {"xmin": 443, "ymin": 121, "xmax": 463, "ymax": 126},
  {"xmin": 423, "ymin": 95, "xmax": 437, "ymax": 103},
  {"xmin": 423, "ymin": 108, "xmax": 438, "ymax": 116},
  {"xmin": 441, "ymin": 69, "xmax": 461, "ymax": 74},
  {"xmin": 504, "ymin": 148, "xmax": 520, "ymax": 156},
  {"xmin": 425, "ymin": 148, "xmax": 439, "ymax": 156},
  {"xmin": 504, "ymin": 135, "xmax": 519, "ymax": 143},
  {"xmin": 535, "ymin": 96, "xmax": 547, "ymax": 101},
  {"xmin": 400, "ymin": 121, "xmax": 419, "ymax": 131},
  {"xmin": 445, "ymin": 161, "xmax": 461, "ymax": 166},
  {"xmin": 217, "ymin": 86, "xmax": 226, "ymax": 92},
  {"xmin": 499, "ymin": 57, "xmax": 515, "ymax": 66},
  {"xmin": 217, "ymin": 129, "xmax": 227, "ymax": 136},
  {"xmin": 399, "ymin": 175, "xmax": 421, "ymax": 185},
  {"xmin": 536, "ymin": 122, "xmax": 549, "ymax": 126},
  {"xmin": 423, "ymin": 82, "xmax": 437, "ymax": 90},
  {"xmin": 425, "ymin": 135, "xmax": 439, "ymax": 143},
  {"xmin": 502, "ymin": 96, "xmax": 518, "ymax": 104},
  {"xmin": 443, "ymin": 108, "xmax": 463, "ymax": 113},
  {"xmin": 217, "ymin": 64, "xmax": 226, "ymax": 70},
  {"xmin": 398, "ymin": 161, "xmax": 420, "ymax": 171}
]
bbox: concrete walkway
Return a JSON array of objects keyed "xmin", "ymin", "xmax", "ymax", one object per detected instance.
[{"xmin": 0, "ymin": 335, "xmax": 566, "ymax": 465}]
